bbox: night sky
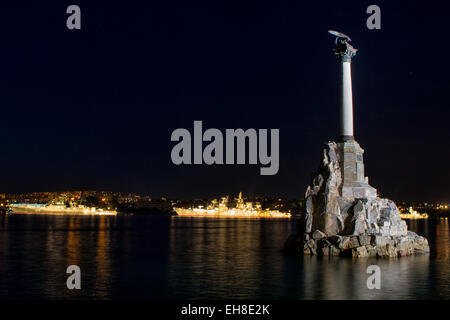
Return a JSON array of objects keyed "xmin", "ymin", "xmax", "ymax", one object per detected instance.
[{"xmin": 0, "ymin": 1, "xmax": 449, "ymax": 201}]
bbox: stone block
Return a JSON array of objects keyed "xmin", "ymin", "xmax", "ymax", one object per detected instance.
[
  {"xmin": 349, "ymin": 236, "xmax": 360, "ymax": 248},
  {"xmin": 375, "ymin": 236, "xmax": 387, "ymax": 247},
  {"xmin": 307, "ymin": 239, "xmax": 317, "ymax": 255},
  {"xmin": 376, "ymin": 245, "xmax": 389, "ymax": 258},
  {"xmin": 321, "ymin": 247, "xmax": 330, "ymax": 256},
  {"xmin": 365, "ymin": 245, "xmax": 377, "ymax": 257},
  {"xmin": 352, "ymin": 246, "xmax": 368, "ymax": 258},
  {"xmin": 386, "ymin": 244, "xmax": 397, "ymax": 258},
  {"xmin": 338, "ymin": 236, "xmax": 352, "ymax": 250},
  {"xmin": 321, "ymin": 239, "xmax": 331, "ymax": 248},
  {"xmin": 358, "ymin": 235, "xmax": 371, "ymax": 246},
  {"xmin": 312, "ymin": 230, "xmax": 327, "ymax": 240},
  {"xmin": 305, "ymin": 213, "xmax": 313, "ymax": 233},
  {"xmin": 328, "ymin": 235, "xmax": 342, "ymax": 245},
  {"xmin": 330, "ymin": 245, "xmax": 340, "ymax": 256},
  {"xmin": 413, "ymin": 237, "xmax": 430, "ymax": 254}
]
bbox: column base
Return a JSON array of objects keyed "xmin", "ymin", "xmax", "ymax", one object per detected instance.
[
  {"xmin": 339, "ymin": 135, "xmax": 354, "ymax": 142},
  {"xmin": 341, "ymin": 182, "xmax": 377, "ymax": 199}
]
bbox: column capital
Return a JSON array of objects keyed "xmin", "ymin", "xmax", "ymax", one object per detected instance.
[{"xmin": 334, "ymin": 37, "xmax": 357, "ymax": 62}]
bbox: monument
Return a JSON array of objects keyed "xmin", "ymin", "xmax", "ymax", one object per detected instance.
[{"xmin": 284, "ymin": 31, "xmax": 429, "ymax": 258}]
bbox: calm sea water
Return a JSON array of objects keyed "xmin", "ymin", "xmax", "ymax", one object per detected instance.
[{"xmin": 0, "ymin": 213, "xmax": 448, "ymax": 300}]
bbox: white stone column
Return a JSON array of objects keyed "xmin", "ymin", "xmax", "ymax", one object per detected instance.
[{"xmin": 340, "ymin": 61, "xmax": 354, "ymax": 139}]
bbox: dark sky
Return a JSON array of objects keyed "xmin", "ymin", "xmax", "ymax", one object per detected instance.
[{"xmin": 0, "ymin": 1, "xmax": 449, "ymax": 202}]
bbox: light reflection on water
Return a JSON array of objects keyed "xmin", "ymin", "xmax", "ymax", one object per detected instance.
[{"xmin": 0, "ymin": 214, "xmax": 448, "ymax": 299}]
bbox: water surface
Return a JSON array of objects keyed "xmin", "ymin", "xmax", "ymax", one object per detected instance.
[{"xmin": 0, "ymin": 214, "xmax": 448, "ymax": 299}]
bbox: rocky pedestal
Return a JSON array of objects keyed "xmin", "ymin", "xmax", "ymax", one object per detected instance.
[{"xmin": 284, "ymin": 141, "xmax": 429, "ymax": 258}]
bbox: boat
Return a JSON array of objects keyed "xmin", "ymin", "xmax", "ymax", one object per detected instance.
[
  {"xmin": 9, "ymin": 203, "xmax": 116, "ymax": 215},
  {"xmin": 174, "ymin": 192, "xmax": 291, "ymax": 218},
  {"xmin": 399, "ymin": 206, "xmax": 429, "ymax": 219}
]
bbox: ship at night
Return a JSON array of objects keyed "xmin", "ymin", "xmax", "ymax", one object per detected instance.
[
  {"xmin": 399, "ymin": 207, "xmax": 429, "ymax": 220},
  {"xmin": 174, "ymin": 192, "xmax": 291, "ymax": 218},
  {"xmin": 8, "ymin": 203, "xmax": 117, "ymax": 216}
]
